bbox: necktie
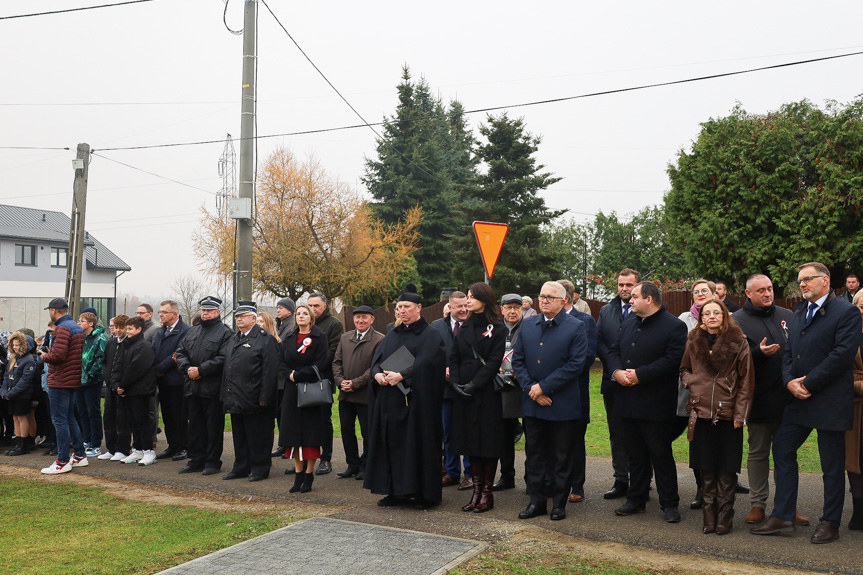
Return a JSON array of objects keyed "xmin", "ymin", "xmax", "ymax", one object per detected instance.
[
  {"xmin": 806, "ymin": 302, "xmax": 818, "ymax": 323},
  {"xmin": 622, "ymin": 304, "xmax": 631, "ymax": 319},
  {"xmin": 453, "ymin": 322, "xmax": 460, "ymax": 337},
  {"xmin": 357, "ymin": 332, "xmax": 363, "ymax": 342}
]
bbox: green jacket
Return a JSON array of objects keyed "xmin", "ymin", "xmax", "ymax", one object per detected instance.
[{"xmin": 81, "ymin": 325, "xmax": 107, "ymax": 387}]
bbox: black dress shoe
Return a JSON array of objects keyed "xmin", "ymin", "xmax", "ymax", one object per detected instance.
[
  {"xmin": 492, "ymin": 477, "xmax": 516, "ymax": 492},
  {"xmin": 271, "ymin": 447, "xmax": 285, "ymax": 458},
  {"xmin": 690, "ymin": 489, "xmax": 704, "ymax": 510},
  {"xmin": 414, "ymin": 498, "xmax": 438, "ymax": 510},
  {"xmin": 178, "ymin": 465, "xmax": 204, "ymax": 474},
  {"xmin": 315, "ymin": 460, "xmax": 332, "ymax": 475},
  {"xmin": 518, "ymin": 504, "xmax": 548, "ymax": 519},
  {"xmin": 156, "ymin": 449, "xmax": 176, "ymax": 460},
  {"xmin": 550, "ymin": 507, "xmax": 566, "ymax": 521},
  {"xmin": 248, "ymin": 475, "xmax": 268, "ymax": 482},
  {"xmin": 355, "ymin": 470, "xmax": 365, "ymax": 481},
  {"xmin": 750, "ymin": 516, "xmax": 795, "ymax": 535},
  {"xmin": 810, "ymin": 521, "xmax": 840, "ymax": 544},
  {"xmin": 614, "ymin": 500, "xmax": 646, "ymax": 516},
  {"xmin": 377, "ymin": 495, "xmax": 402, "ymax": 507},
  {"xmin": 202, "ymin": 467, "xmax": 221, "ymax": 476},
  {"xmin": 337, "ymin": 466, "xmax": 359, "ymax": 478},
  {"xmin": 284, "ymin": 467, "xmax": 296, "ymax": 475},
  {"xmin": 663, "ymin": 506, "xmax": 681, "ymax": 523},
  {"xmin": 603, "ymin": 481, "xmax": 628, "ymax": 500},
  {"xmin": 171, "ymin": 450, "xmax": 188, "ymax": 461},
  {"xmin": 735, "ymin": 481, "xmax": 750, "ymax": 494},
  {"xmin": 222, "ymin": 470, "xmax": 249, "ymax": 480}
]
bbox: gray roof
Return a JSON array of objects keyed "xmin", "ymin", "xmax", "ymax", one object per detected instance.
[{"xmin": 0, "ymin": 204, "xmax": 131, "ymax": 271}]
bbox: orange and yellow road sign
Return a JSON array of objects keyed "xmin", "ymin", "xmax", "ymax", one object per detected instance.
[{"xmin": 472, "ymin": 221, "xmax": 508, "ymax": 280}]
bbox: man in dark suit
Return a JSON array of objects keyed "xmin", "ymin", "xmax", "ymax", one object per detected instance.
[
  {"xmin": 152, "ymin": 300, "xmax": 190, "ymax": 460},
  {"xmin": 558, "ymin": 279, "xmax": 597, "ymax": 503},
  {"xmin": 751, "ymin": 262, "xmax": 862, "ymax": 543},
  {"xmin": 596, "ymin": 268, "xmax": 639, "ymax": 499},
  {"xmin": 431, "ymin": 291, "xmax": 472, "ymax": 489},
  {"xmin": 607, "ymin": 281, "xmax": 687, "ymax": 523},
  {"xmin": 512, "ymin": 281, "xmax": 588, "ymax": 521}
]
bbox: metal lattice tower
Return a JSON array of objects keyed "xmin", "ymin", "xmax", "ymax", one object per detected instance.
[{"xmin": 217, "ymin": 134, "xmax": 237, "ymax": 221}]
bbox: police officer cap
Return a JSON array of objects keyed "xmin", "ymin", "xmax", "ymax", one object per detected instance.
[
  {"xmin": 199, "ymin": 296, "xmax": 222, "ymax": 310},
  {"xmin": 235, "ymin": 301, "xmax": 257, "ymax": 316}
]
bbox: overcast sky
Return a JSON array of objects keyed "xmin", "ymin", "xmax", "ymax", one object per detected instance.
[{"xmin": 2, "ymin": 0, "xmax": 861, "ymax": 301}]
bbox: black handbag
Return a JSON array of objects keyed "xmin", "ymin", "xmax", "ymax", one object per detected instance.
[
  {"xmin": 465, "ymin": 341, "xmax": 516, "ymax": 393},
  {"xmin": 297, "ymin": 366, "xmax": 334, "ymax": 408}
]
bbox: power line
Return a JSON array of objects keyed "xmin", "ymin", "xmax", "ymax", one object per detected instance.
[
  {"xmin": 0, "ymin": 0, "xmax": 154, "ymax": 21},
  {"xmin": 0, "ymin": 146, "xmax": 70, "ymax": 150},
  {"xmin": 83, "ymin": 49, "xmax": 863, "ymax": 153},
  {"xmin": 91, "ymin": 152, "xmax": 218, "ymax": 195}
]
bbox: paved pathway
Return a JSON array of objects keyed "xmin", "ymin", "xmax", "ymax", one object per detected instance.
[{"xmin": 158, "ymin": 517, "xmax": 485, "ymax": 575}]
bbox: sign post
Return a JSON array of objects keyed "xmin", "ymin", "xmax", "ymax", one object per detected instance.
[{"xmin": 472, "ymin": 221, "xmax": 509, "ymax": 284}]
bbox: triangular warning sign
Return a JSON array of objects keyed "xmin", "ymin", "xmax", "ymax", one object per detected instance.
[{"xmin": 473, "ymin": 221, "xmax": 508, "ymax": 280}]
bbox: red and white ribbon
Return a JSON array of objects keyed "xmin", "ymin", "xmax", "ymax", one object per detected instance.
[
  {"xmin": 482, "ymin": 324, "xmax": 494, "ymax": 338},
  {"xmin": 297, "ymin": 337, "xmax": 312, "ymax": 354}
]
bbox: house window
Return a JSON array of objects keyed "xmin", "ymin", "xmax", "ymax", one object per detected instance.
[
  {"xmin": 51, "ymin": 247, "xmax": 68, "ymax": 268},
  {"xmin": 15, "ymin": 244, "xmax": 36, "ymax": 266}
]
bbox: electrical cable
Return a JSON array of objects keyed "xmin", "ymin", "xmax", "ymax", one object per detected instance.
[
  {"xmin": 222, "ymin": 0, "xmax": 242, "ymax": 35},
  {"xmin": 89, "ymin": 49, "xmax": 863, "ymax": 153},
  {"xmin": 0, "ymin": 0, "xmax": 153, "ymax": 21},
  {"xmin": 0, "ymin": 146, "xmax": 70, "ymax": 150},
  {"xmin": 259, "ymin": 0, "xmax": 437, "ymax": 180},
  {"xmin": 90, "ymin": 152, "xmax": 218, "ymax": 195}
]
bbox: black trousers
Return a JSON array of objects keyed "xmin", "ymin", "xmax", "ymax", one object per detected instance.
[
  {"xmin": 229, "ymin": 412, "xmax": 273, "ymax": 478},
  {"xmin": 187, "ymin": 395, "xmax": 225, "ymax": 470},
  {"xmin": 274, "ymin": 387, "xmax": 285, "ymax": 448},
  {"xmin": 158, "ymin": 384, "xmax": 187, "ymax": 452},
  {"xmin": 570, "ymin": 421, "xmax": 588, "ymax": 493},
  {"xmin": 500, "ymin": 417, "xmax": 518, "ymax": 480},
  {"xmin": 603, "ymin": 391, "xmax": 629, "ymax": 482},
  {"xmin": 127, "ymin": 394, "xmax": 157, "ymax": 451},
  {"xmin": 338, "ymin": 400, "xmax": 368, "ymax": 469},
  {"xmin": 103, "ymin": 390, "xmax": 131, "ymax": 455},
  {"xmin": 772, "ymin": 422, "xmax": 845, "ymax": 527},
  {"xmin": 623, "ymin": 418, "xmax": 679, "ymax": 509},
  {"xmin": 524, "ymin": 416, "xmax": 579, "ymax": 510},
  {"xmin": 321, "ymin": 400, "xmax": 335, "ymax": 462}
]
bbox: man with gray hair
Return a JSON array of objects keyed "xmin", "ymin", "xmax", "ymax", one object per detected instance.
[{"xmin": 152, "ymin": 300, "xmax": 190, "ymax": 460}]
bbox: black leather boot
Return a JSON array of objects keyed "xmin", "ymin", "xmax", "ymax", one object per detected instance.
[
  {"xmin": 289, "ymin": 471, "xmax": 306, "ymax": 493},
  {"xmin": 300, "ymin": 471, "xmax": 315, "ymax": 493},
  {"xmin": 701, "ymin": 470, "xmax": 718, "ymax": 534}
]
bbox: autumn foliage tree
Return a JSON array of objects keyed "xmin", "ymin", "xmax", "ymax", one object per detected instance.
[{"xmin": 195, "ymin": 148, "xmax": 421, "ymax": 304}]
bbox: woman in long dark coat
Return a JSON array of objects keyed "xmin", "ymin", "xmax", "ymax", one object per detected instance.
[
  {"xmin": 450, "ymin": 282, "xmax": 506, "ymax": 513},
  {"xmin": 280, "ymin": 304, "xmax": 328, "ymax": 493},
  {"xmin": 680, "ymin": 299, "xmax": 753, "ymax": 535}
]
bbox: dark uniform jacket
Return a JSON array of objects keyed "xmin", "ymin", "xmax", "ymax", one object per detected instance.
[
  {"xmin": 175, "ymin": 317, "xmax": 233, "ymax": 399},
  {"xmin": 512, "ymin": 310, "xmax": 588, "ymax": 422},
  {"xmin": 221, "ymin": 326, "xmax": 279, "ymax": 415},
  {"xmin": 597, "ymin": 296, "xmax": 635, "ymax": 395},
  {"xmin": 114, "ymin": 332, "xmax": 157, "ymax": 396},
  {"xmin": 152, "ymin": 319, "xmax": 190, "ymax": 387},
  {"xmin": 449, "ymin": 312, "xmax": 506, "ymax": 458},
  {"xmin": 333, "ymin": 328, "xmax": 385, "ymax": 405},
  {"xmin": 782, "ymin": 294, "xmax": 862, "ymax": 431},
  {"xmin": 606, "ymin": 305, "xmax": 687, "ymax": 422},
  {"xmin": 732, "ymin": 300, "xmax": 793, "ymax": 423}
]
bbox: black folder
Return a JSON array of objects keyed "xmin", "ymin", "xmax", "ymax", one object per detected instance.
[{"xmin": 380, "ymin": 345, "xmax": 414, "ymax": 396}]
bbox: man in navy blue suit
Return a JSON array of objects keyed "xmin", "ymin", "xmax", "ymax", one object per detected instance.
[
  {"xmin": 751, "ymin": 262, "xmax": 862, "ymax": 543},
  {"xmin": 512, "ymin": 281, "xmax": 588, "ymax": 522}
]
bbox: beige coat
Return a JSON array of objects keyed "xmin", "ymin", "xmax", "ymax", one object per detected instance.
[
  {"xmin": 332, "ymin": 329, "xmax": 384, "ymax": 405},
  {"xmin": 844, "ymin": 347, "xmax": 863, "ymax": 474}
]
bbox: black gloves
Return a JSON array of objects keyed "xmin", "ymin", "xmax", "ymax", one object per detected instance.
[{"xmin": 454, "ymin": 382, "xmax": 477, "ymax": 399}]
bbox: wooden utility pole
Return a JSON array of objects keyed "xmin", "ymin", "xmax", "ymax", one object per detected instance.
[
  {"xmin": 65, "ymin": 143, "xmax": 90, "ymax": 318},
  {"xmin": 235, "ymin": 0, "xmax": 256, "ymax": 302}
]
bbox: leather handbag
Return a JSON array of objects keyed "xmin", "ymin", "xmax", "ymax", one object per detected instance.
[
  {"xmin": 297, "ymin": 366, "xmax": 334, "ymax": 408},
  {"xmin": 465, "ymin": 340, "xmax": 516, "ymax": 392}
]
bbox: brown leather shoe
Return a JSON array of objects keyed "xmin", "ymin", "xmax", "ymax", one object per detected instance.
[
  {"xmin": 745, "ymin": 506, "xmax": 765, "ymax": 524},
  {"xmin": 457, "ymin": 476, "xmax": 473, "ymax": 491},
  {"xmin": 810, "ymin": 521, "xmax": 839, "ymax": 544},
  {"xmin": 441, "ymin": 474, "xmax": 459, "ymax": 487},
  {"xmin": 750, "ymin": 516, "xmax": 794, "ymax": 536},
  {"xmin": 795, "ymin": 512, "xmax": 810, "ymax": 526},
  {"xmin": 569, "ymin": 492, "xmax": 584, "ymax": 503}
]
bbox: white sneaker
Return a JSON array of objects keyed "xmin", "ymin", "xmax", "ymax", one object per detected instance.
[
  {"xmin": 121, "ymin": 450, "xmax": 144, "ymax": 464},
  {"xmin": 70, "ymin": 454, "xmax": 89, "ymax": 468},
  {"xmin": 85, "ymin": 446, "xmax": 101, "ymax": 457},
  {"xmin": 110, "ymin": 452, "xmax": 128, "ymax": 462},
  {"xmin": 41, "ymin": 460, "xmax": 72, "ymax": 475},
  {"xmin": 97, "ymin": 451, "xmax": 114, "ymax": 460},
  {"xmin": 138, "ymin": 450, "xmax": 157, "ymax": 466}
]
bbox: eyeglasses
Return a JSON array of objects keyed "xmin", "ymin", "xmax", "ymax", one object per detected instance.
[
  {"xmin": 538, "ymin": 294, "xmax": 562, "ymax": 302},
  {"xmin": 692, "ymin": 288, "xmax": 712, "ymax": 296},
  {"xmin": 798, "ymin": 275, "xmax": 825, "ymax": 285}
]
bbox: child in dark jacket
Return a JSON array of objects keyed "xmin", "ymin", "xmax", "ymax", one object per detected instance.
[
  {"xmin": 1, "ymin": 332, "xmax": 39, "ymax": 455},
  {"xmin": 113, "ymin": 317, "xmax": 158, "ymax": 466}
]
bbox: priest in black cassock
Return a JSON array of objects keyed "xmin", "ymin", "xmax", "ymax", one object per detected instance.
[{"xmin": 363, "ymin": 284, "xmax": 447, "ymax": 509}]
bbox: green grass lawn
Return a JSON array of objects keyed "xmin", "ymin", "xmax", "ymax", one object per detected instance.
[
  {"xmin": 454, "ymin": 553, "xmax": 659, "ymax": 575},
  {"xmin": 0, "ymin": 478, "xmax": 293, "ymax": 575}
]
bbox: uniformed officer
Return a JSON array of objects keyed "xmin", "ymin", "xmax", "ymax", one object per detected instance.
[
  {"xmin": 175, "ymin": 296, "xmax": 233, "ymax": 476},
  {"xmin": 220, "ymin": 301, "xmax": 280, "ymax": 482}
]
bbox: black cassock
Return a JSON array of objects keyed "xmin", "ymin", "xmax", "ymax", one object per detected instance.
[{"xmin": 363, "ymin": 317, "xmax": 446, "ymax": 502}]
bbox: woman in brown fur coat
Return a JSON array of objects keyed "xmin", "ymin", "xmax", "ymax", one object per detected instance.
[{"xmin": 680, "ymin": 299, "xmax": 754, "ymax": 535}]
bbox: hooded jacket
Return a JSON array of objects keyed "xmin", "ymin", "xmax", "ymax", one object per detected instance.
[{"xmin": 81, "ymin": 325, "xmax": 107, "ymax": 387}]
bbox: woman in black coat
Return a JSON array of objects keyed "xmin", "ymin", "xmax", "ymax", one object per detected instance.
[
  {"xmin": 450, "ymin": 282, "xmax": 506, "ymax": 513},
  {"xmin": 280, "ymin": 304, "xmax": 329, "ymax": 493}
]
